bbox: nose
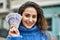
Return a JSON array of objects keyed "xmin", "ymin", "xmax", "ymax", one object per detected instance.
[{"xmin": 29, "ymin": 17, "xmax": 32, "ymax": 22}]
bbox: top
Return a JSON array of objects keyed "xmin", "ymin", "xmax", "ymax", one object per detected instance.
[{"xmin": 7, "ymin": 25, "xmax": 50, "ymax": 40}]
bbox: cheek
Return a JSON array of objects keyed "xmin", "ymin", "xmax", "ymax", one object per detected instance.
[
  {"xmin": 34, "ymin": 19, "xmax": 37, "ymax": 23},
  {"xmin": 22, "ymin": 16, "xmax": 28, "ymax": 21},
  {"xmin": 33, "ymin": 18, "xmax": 37, "ymax": 24}
]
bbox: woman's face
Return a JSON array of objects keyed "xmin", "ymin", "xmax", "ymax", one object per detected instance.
[{"xmin": 22, "ymin": 7, "xmax": 37, "ymax": 28}]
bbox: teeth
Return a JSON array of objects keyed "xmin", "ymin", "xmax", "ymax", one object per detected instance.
[{"xmin": 27, "ymin": 22, "xmax": 32, "ymax": 26}]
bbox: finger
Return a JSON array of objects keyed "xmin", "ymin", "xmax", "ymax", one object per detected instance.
[
  {"xmin": 13, "ymin": 28, "xmax": 20, "ymax": 35},
  {"xmin": 9, "ymin": 29, "xmax": 16, "ymax": 36},
  {"xmin": 10, "ymin": 24, "xmax": 16, "ymax": 29},
  {"xmin": 9, "ymin": 30, "xmax": 20, "ymax": 36},
  {"xmin": 9, "ymin": 27, "xmax": 20, "ymax": 36}
]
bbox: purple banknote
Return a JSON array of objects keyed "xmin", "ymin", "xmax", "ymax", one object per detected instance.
[{"xmin": 6, "ymin": 13, "xmax": 22, "ymax": 28}]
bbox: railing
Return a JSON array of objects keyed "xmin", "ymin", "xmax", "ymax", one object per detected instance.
[{"xmin": 0, "ymin": 29, "xmax": 8, "ymax": 38}]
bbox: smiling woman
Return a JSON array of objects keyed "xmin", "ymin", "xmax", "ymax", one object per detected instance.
[
  {"xmin": 22, "ymin": 7, "xmax": 37, "ymax": 28},
  {"xmin": 7, "ymin": 1, "xmax": 50, "ymax": 40}
]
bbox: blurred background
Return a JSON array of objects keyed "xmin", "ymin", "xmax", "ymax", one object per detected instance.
[{"xmin": 0, "ymin": 0, "xmax": 60, "ymax": 40}]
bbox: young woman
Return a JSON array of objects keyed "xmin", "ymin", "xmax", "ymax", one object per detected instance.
[{"xmin": 7, "ymin": 1, "xmax": 50, "ymax": 40}]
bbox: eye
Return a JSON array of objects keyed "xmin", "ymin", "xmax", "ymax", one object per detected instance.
[
  {"xmin": 25, "ymin": 14, "xmax": 30, "ymax": 17},
  {"xmin": 32, "ymin": 15, "xmax": 37, "ymax": 18}
]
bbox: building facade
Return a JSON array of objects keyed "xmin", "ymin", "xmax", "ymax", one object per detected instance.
[{"xmin": 0, "ymin": 0, "xmax": 60, "ymax": 40}]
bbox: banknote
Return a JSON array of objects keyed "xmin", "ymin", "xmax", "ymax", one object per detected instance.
[{"xmin": 6, "ymin": 13, "xmax": 22, "ymax": 28}]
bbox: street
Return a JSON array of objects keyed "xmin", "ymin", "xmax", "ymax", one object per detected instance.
[{"xmin": 0, "ymin": 37, "xmax": 6, "ymax": 40}]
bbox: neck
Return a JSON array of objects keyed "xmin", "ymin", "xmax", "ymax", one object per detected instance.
[{"xmin": 18, "ymin": 25, "xmax": 40, "ymax": 34}]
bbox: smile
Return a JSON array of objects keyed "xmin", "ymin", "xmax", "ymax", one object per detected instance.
[{"xmin": 26, "ymin": 22, "xmax": 33, "ymax": 26}]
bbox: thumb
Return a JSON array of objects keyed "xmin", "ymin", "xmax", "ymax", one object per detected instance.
[{"xmin": 13, "ymin": 27, "xmax": 20, "ymax": 35}]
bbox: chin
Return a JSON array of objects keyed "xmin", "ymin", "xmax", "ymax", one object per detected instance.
[{"xmin": 25, "ymin": 25, "xmax": 34, "ymax": 29}]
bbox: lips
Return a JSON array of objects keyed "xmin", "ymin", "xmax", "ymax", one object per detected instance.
[{"xmin": 26, "ymin": 21, "xmax": 33, "ymax": 26}]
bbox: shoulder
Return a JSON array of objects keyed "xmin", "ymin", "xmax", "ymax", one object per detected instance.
[
  {"xmin": 45, "ymin": 31, "xmax": 51, "ymax": 40},
  {"xmin": 41, "ymin": 30, "xmax": 51, "ymax": 40},
  {"xmin": 40, "ymin": 30, "xmax": 51, "ymax": 40}
]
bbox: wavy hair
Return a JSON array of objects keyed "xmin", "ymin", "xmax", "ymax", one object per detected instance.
[{"xmin": 18, "ymin": 1, "xmax": 47, "ymax": 31}]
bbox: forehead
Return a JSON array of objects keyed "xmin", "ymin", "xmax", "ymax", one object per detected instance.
[{"xmin": 23, "ymin": 7, "xmax": 37, "ymax": 15}]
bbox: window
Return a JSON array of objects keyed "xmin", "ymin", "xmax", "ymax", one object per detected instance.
[
  {"xmin": 46, "ymin": 18, "xmax": 52, "ymax": 31},
  {"xmin": 0, "ymin": 3, "xmax": 3, "ymax": 8},
  {"xmin": 13, "ymin": 9, "xmax": 18, "ymax": 13},
  {"xmin": 58, "ymin": 14, "xmax": 60, "ymax": 18},
  {"xmin": 7, "ymin": 0, "xmax": 10, "ymax": 9},
  {"xmin": 0, "ymin": 19, "xmax": 3, "ymax": 29}
]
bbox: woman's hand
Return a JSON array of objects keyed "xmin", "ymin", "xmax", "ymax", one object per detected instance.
[{"xmin": 9, "ymin": 25, "xmax": 20, "ymax": 36}]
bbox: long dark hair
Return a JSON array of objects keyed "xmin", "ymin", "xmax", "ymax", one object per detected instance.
[{"xmin": 18, "ymin": 1, "xmax": 47, "ymax": 31}]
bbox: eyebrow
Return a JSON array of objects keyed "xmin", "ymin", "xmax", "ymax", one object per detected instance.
[{"xmin": 25, "ymin": 12, "xmax": 37, "ymax": 15}]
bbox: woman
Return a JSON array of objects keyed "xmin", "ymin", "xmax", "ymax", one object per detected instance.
[{"xmin": 7, "ymin": 1, "xmax": 50, "ymax": 40}]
